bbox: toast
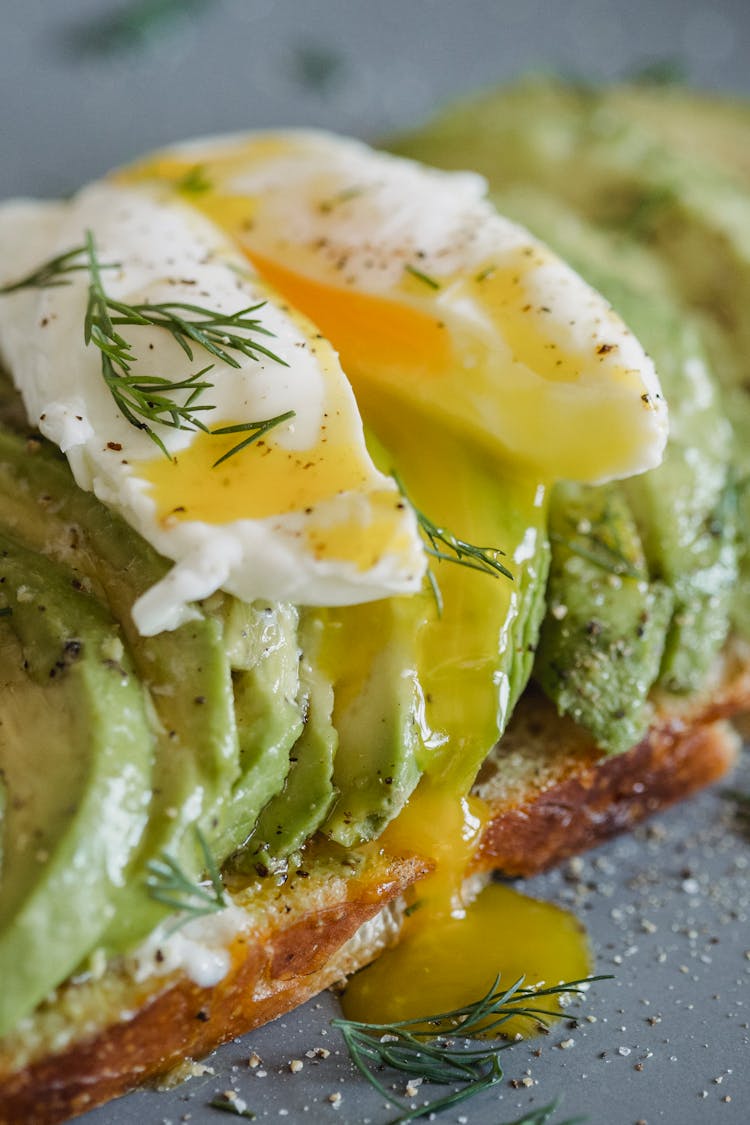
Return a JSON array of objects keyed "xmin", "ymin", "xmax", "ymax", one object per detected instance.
[
  {"xmin": 1, "ymin": 79, "xmax": 749, "ymax": 1125},
  {"xmin": 0, "ymin": 650, "xmax": 746, "ymax": 1124}
]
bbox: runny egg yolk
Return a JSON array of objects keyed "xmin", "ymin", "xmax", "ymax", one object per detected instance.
[{"xmin": 344, "ymin": 785, "xmax": 591, "ymax": 1034}]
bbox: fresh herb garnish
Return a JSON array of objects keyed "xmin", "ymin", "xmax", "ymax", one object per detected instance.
[
  {"xmin": 475, "ymin": 264, "xmax": 497, "ymax": 283},
  {"xmin": 211, "ymin": 412, "xmax": 296, "ymax": 469},
  {"xmin": 393, "ymin": 471, "xmax": 512, "ymax": 615},
  {"xmin": 176, "ymin": 164, "xmax": 213, "ymax": 194},
  {"xmin": 64, "ymin": 0, "xmax": 213, "ymax": 58},
  {"xmin": 550, "ymin": 531, "xmax": 645, "ymax": 581},
  {"xmin": 1, "ymin": 232, "xmax": 292, "ymax": 461},
  {"xmin": 404, "ymin": 264, "xmax": 441, "ymax": 290},
  {"xmin": 501, "ymin": 1102, "xmax": 587, "ymax": 1125},
  {"xmin": 318, "ymin": 184, "xmax": 366, "ymax": 213},
  {"xmin": 333, "ymin": 974, "xmax": 609, "ymax": 1123},
  {"xmin": 291, "ymin": 43, "xmax": 344, "ymax": 93},
  {"xmin": 0, "ymin": 245, "xmax": 109, "ymax": 294},
  {"xmin": 146, "ymin": 825, "xmax": 227, "ymax": 928}
]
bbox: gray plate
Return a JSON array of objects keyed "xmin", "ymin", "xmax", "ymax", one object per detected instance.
[{"xmin": 2, "ymin": 3, "xmax": 749, "ymax": 1123}]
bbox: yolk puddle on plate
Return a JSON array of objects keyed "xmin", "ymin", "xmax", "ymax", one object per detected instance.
[{"xmin": 343, "ymin": 782, "xmax": 591, "ymax": 1036}]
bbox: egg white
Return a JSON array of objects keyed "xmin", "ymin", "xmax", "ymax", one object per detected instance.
[{"xmin": 0, "ymin": 182, "xmax": 426, "ymax": 635}]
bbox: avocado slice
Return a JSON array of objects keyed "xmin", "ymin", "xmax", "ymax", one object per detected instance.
[
  {"xmin": 244, "ymin": 609, "xmax": 339, "ymax": 864},
  {"xmin": 535, "ymin": 483, "xmax": 673, "ymax": 754},
  {"xmin": 0, "ymin": 531, "xmax": 154, "ymax": 1036},
  {"xmin": 0, "ymin": 428, "xmax": 242, "ymax": 946},
  {"xmin": 320, "ymin": 595, "xmax": 427, "ymax": 847},
  {"xmin": 213, "ymin": 600, "xmax": 304, "ymax": 857}
]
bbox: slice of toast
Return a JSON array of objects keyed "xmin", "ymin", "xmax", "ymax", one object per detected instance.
[{"xmin": 1, "ymin": 647, "xmax": 745, "ymax": 1125}]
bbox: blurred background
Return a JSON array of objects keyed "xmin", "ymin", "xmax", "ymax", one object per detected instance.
[{"xmin": 2, "ymin": 0, "xmax": 750, "ymax": 198}]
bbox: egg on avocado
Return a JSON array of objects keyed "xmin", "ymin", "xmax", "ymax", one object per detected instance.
[{"xmin": 0, "ymin": 131, "xmax": 669, "ymax": 1045}]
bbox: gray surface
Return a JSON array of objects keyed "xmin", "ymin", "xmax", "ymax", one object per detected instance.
[
  {"xmin": 2, "ymin": 2, "xmax": 749, "ymax": 1123},
  {"xmin": 76, "ymin": 760, "xmax": 750, "ymax": 1125}
]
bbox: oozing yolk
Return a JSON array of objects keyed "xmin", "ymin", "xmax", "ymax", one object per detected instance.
[
  {"xmin": 139, "ymin": 425, "xmax": 412, "ymax": 570},
  {"xmin": 248, "ymin": 252, "xmax": 453, "ymax": 381},
  {"xmin": 344, "ymin": 783, "xmax": 590, "ymax": 1034},
  {"xmin": 140, "ymin": 417, "xmax": 369, "ymax": 524}
]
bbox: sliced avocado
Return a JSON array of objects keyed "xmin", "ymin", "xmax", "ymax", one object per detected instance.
[
  {"xmin": 212, "ymin": 600, "xmax": 304, "ymax": 857},
  {"xmin": 0, "ymin": 531, "xmax": 153, "ymax": 1035},
  {"xmin": 535, "ymin": 483, "xmax": 673, "ymax": 755},
  {"xmin": 321, "ymin": 596, "xmax": 427, "ymax": 847},
  {"xmin": 246, "ymin": 609, "xmax": 338, "ymax": 863},
  {"xmin": 0, "ymin": 428, "xmax": 240, "ymax": 947}
]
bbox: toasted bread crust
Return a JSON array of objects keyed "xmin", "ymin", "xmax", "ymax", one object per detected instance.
[
  {"xmin": 0, "ymin": 660, "xmax": 746, "ymax": 1125},
  {"xmin": 474, "ymin": 716, "xmax": 738, "ymax": 877},
  {"xmin": 0, "ymin": 854, "xmax": 429, "ymax": 1125}
]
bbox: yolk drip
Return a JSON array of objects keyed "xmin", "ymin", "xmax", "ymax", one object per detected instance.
[
  {"xmin": 346, "ymin": 783, "xmax": 589, "ymax": 1036},
  {"xmin": 341, "ymin": 878, "xmax": 591, "ymax": 1036}
]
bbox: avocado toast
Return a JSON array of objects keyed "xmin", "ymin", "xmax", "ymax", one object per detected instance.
[{"xmin": 0, "ymin": 80, "xmax": 748, "ymax": 1123}]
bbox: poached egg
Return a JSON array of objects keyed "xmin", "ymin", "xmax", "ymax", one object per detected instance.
[{"xmin": 0, "ymin": 131, "xmax": 668, "ymax": 635}]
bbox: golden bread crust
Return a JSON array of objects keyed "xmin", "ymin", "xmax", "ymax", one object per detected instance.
[{"xmin": 0, "ymin": 855, "xmax": 430, "ymax": 1125}]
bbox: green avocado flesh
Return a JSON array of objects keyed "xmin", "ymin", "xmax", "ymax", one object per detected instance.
[
  {"xmin": 0, "ymin": 79, "xmax": 747, "ymax": 1037},
  {"xmin": 0, "ymin": 531, "xmax": 154, "ymax": 1036}
]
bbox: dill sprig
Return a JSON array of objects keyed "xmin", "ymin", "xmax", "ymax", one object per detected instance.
[
  {"xmin": 393, "ymin": 471, "xmax": 512, "ymax": 615},
  {"xmin": 0, "ymin": 245, "xmax": 114, "ymax": 294},
  {"xmin": 1, "ymin": 232, "xmax": 292, "ymax": 461},
  {"xmin": 146, "ymin": 826, "xmax": 227, "ymax": 929},
  {"xmin": 333, "ymin": 974, "xmax": 609, "ymax": 1123},
  {"xmin": 404, "ymin": 263, "xmax": 440, "ymax": 290},
  {"xmin": 65, "ymin": 0, "xmax": 212, "ymax": 58},
  {"xmin": 177, "ymin": 164, "xmax": 213, "ymax": 194},
  {"xmin": 549, "ymin": 531, "xmax": 645, "ymax": 581},
  {"xmin": 211, "ymin": 411, "xmax": 296, "ymax": 468},
  {"xmin": 501, "ymin": 1102, "xmax": 587, "ymax": 1125}
]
